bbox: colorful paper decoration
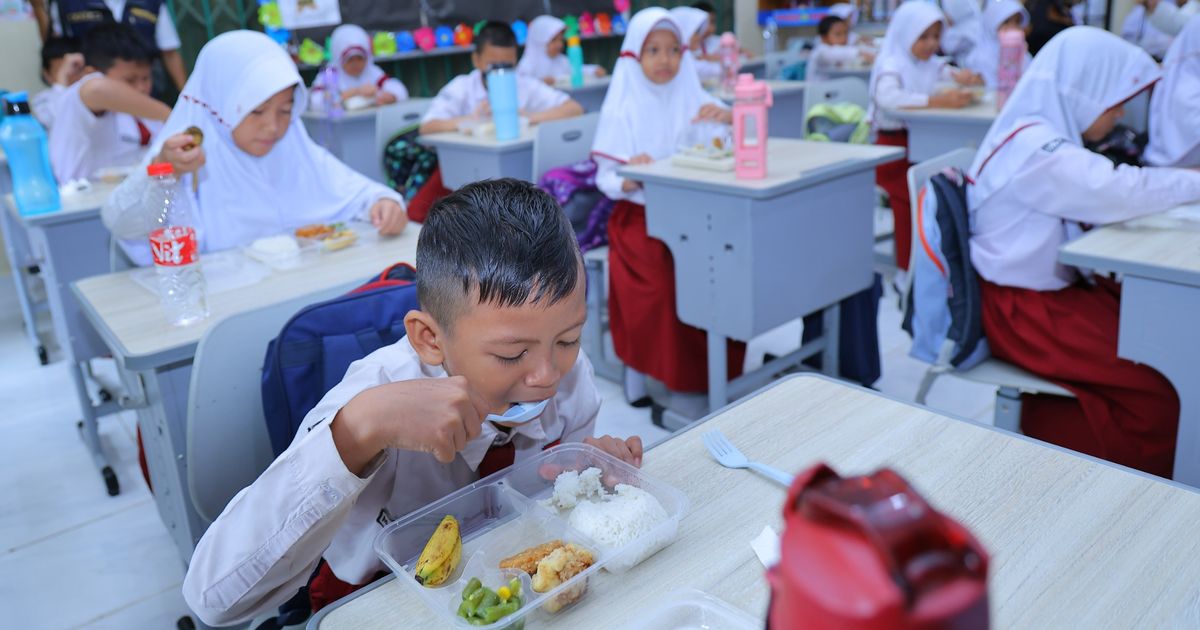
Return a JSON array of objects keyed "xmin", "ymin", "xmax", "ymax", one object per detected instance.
[
  {"xmin": 434, "ymin": 25, "xmax": 454, "ymax": 47},
  {"xmin": 473, "ymin": 20, "xmax": 487, "ymax": 36},
  {"xmin": 512, "ymin": 20, "xmax": 528, "ymax": 45},
  {"xmin": 612, "ymin": 14, "xmax": 628, "ymax": 34},
  {"xmin": 613, "ymin": 0, "xmax": 630, "ymax": 13},
  {"xmin": 373, "ymin": 31, "xmax": 396, "ymax": 57},
  {"xmin": 396, "ymin": 30, "xmax": 416, "ymax": 52},
  {"xmin": 413, "ymin": 26, "xmax": 436, "ymax": 51},
  {"xmin": 453, "ymin": 23, "xmax": 474, "ymax": 46},
  {"xmin": 257, "ymin": 0, "xmax": 283, "ymax": 29},
  {"xmin": 298, "ymin": 37, "xmax": 325, "ymax": 65},
  {"xmin": 579, "ymin": 12, "xmax": 595, "ymax": 36},
  {"xmin": 595, "ymin": 12, "xmax": 612, "ymax": 35}
]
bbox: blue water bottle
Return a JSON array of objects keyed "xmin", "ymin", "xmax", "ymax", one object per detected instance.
[
  {"xmin": 486, "ymin": 63, "xmax": 520, "ymax": 141},
  {"xmin": 0, "ymin": 92, "xmax": 60, "ymax": 216},
  {"xmin": 566, "ymin": 34, "xmax": 585, "ymax": 88}
]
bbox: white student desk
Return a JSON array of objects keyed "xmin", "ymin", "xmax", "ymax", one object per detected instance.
[
  {"xmin": 1060, "ymin": 213, "xmax": 1200, "ymax": 488},
  {"xmin": 311, "ymin": 374, "xmax": 1200, "ymax": 629},
  {"xmin": 72, "ymin": 227, "xmax": 421, "ymax": 564},
  {"xmin": 883, "ymin": 99, "xmax": 998, "ymax": 163},
  {"xmin": 713, "ymin": 80, "xmax": 808, "ymax": 139},
  {"xmin": 418, "ymin": 127, "xmax": 537, "ymax": 190},
  {"xmin": 822, "ymin": 64, "xmax": 872, "ymax": 81},
  {"xmin": 6, "ymin": 184, "xmax": 122, "ymax": 494},
  {"xmin": 617, "ymin": 139, "xmax": 902, "ymax": 415},
  {"xmin": 302, "ymin": 100, "xmax": 434, "ymax": 183},
  {"xmin": 554, "ymin": 75, "xmax": 612, "ymax": 113}
]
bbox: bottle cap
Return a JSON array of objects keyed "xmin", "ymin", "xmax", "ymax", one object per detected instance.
[
  {"xmin": 147, "ymin": 162, "xmax": 175, "ymax": 177},
  {"xmin": 4, "ymin": 91, "xmax": 28, "ymax": 104},
  {"xmin": 567, "ymin": 35, "xmax": 581, "ymax": 47}
]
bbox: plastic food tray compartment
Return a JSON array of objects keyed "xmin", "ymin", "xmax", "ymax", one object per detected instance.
[
  {"xmin": 627, "ymin": 589, "xmax": 759, "ymax": 630},
  {"xmin": 373, "ymin": 443, "xmax": 689, "ymax": 629}
]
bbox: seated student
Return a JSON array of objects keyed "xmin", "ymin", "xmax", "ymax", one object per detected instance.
[
  {"xmin": 809, "ymin": 15, "xmax": 876, "ymax": 83},
  {"xmin": 181, "ymin": 178, "xmax": 642, "ymax": 625},
  {"xmin": 102, "ymin": 31, "xmax": 407, "ymax": 265},
  {"xmin": 868, "ymin": 2, "xmax": 981, "ymax": 271},
  {"xmin": 407, "ymin": 21, "xmax": 583, "ymax": 222},
  {"xmin": 309, "ymin": 24, "xmax": 409, "ymax": 111},
  {"xmin": 1121, "ymin": 0, "xmax": 1176, "ymax": 59},
  {"xmin": 829, "ymin": 3, "xmax": 877, "ymax": 48},
  {"xmin": 693, "ymin": 1, "xmax": 723, "ymax": 56},
  {"xmin": 48, "ymin": 23, "xmax": 170, "ymax": 183},
  {"xmin": 1146, "ymin": 0, "xmax": 1199, "ymax": 35},
  {"xmin": 518, "ymin": 15, "xmax": 607, "ymax": 85},
  {"xmin": 962, "ymin": 0, "xmax": 1032, "ymax": 88},
  {"xmin": 968, "ymin": 27, "xmax": 1200, "ymax": 478},
  {"xmin": 592, "ymin": 7, "xmax": 744, "ymax": 403},
  {"xmin": 671, "ymin": 6, "xmax": 722, "ymax": 83},
  {"xmin": 1146, "ymin": 17, "xmax": 1200, "ymax": 168},
  {"xmin": 940, "ymin": 0, "xmax": 983, "ymax": 64},
  {"xmin": 32, "ymin": 37, "xmax": 84, "ymax": 129}
]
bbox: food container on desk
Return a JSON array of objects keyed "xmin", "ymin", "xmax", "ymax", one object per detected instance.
[
  {"xmin": 243, "ymin": 234, "xmax": 316, "ymax": 270},
  {"xmin": 677, "ymin": 119, "xmax": 734, "ymax": 159},
  {"xmin": 373, "ymin": 443, "xmax": 689, "ymax": 629},
  {"xmin": 628, "ymin": 589, "xmax": 759, "ymax": 630}
]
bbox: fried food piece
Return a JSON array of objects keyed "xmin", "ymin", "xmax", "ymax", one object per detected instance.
[
  {"xmin": 184, "ymin": 125, "xmax": 204, "ymax": 147},
  {"xmin": 498, "ymin": 540, "xmax": 564, "ymax": 576},
  {"xmin": 295, "ymin": 223, "xmax": 335, "ymax": 239},
  {"xmin": 532, "ymin": 543, "xmax": 594, "ymax": 613},
  {"xmin": 321, "ymin": 229, "xmax": 357, "ymax": 251}
]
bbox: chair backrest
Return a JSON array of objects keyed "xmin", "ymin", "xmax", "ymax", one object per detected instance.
[
  {"xmin": 802, "ymin": 77, "xmax": 870, "ymax": 116},
  {"xmin": 374, "ymin": 98, "xmax": 432, "ymax": 161},
  {"xmin": 186, "ymin": 282, "xmax": 354, "ymax": 524},
  {"xmin": 906, "ymin": 148, "xmax": 977, "ymax": 285},
  {"xmin": 532, "ymin": 112, "xmax": 600, "ymax": 183}
]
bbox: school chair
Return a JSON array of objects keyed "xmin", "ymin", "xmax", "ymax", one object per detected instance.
[
  {"xmin": 801, "ymin": 77, "xmax": 870, "ymax": 114},
  {"xmin": 531, "ymin": 113, "xmax": 622, "ymax": 383},
  {"xmin": 764, "ymin": 49, "xmax": 806, "ymax": 80},
  {"xmin": 904, "ymin": 148, "xmax": 1074, "ymax": 433},
  {"xmin": 186, "ymin": 283, "xmax": 353, "ymax": 527},
  {"xmin": 373, "ymin": 98, "xmax": 432, "ymax": 166}
]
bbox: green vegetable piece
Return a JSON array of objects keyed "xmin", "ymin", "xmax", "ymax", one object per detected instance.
[
  {"xmin": 462, "ymin": 577, "xmax": 482, "ymax": 600},
  {"xmin": 457, "ymin": 599, "xmax": 471, "ymax": 618},
  {"xmin": 481, "ymin": 601, "xmax": 520, "ymax": 623},
  {"xmin": 507, "ymin": 577, "xmax": 522, "ymax": 597},
  {"xmin": 479, "ymin": 588, "xmax": 500, "ymax": 609},
  {"xmin": 468, "ymin": 587, "xmax": 487, "ymax": 606}
]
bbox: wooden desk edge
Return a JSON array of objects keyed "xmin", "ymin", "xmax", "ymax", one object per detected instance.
[{"xmin": 1059, "ymin": 238, "xmax": 1200, "ymax": 288}]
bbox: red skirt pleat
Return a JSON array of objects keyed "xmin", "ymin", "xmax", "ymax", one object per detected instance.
[{"xmin": 875, "ymin": 129, "xmax": 912, "ymax": 270}]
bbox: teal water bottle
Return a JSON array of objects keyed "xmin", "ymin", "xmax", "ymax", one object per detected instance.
[
  {"xmin": 486, "ymin": 63, "xmax": 520, "ymax": 141},
  {"xmin": 567, "ymin": 34, "xmax": 585, "ymax": 87},
  {"xmin": 0, "ymin": 92, "xmax": 60, "ymax": 216}
]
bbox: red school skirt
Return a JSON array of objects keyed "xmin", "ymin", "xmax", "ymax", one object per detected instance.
[
  {"xmin": 875, "ymin": 129, "xmax": 912, "ymax": 271},
  {"xmin": 406, "ymin": 167, "xmax": 451, "ymax": 223},
  {"xmin": 979, "ymin": 277, "xmax": 1179, "ymax": 478},
  {"xmin": 607, "ymin": 200, "xmax": 745, "ymax": 393}
]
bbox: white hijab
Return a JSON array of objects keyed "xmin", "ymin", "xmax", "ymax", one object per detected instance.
[
  {"xmin": 519, "ymin": 15, "xmax": 569, "ymax": 79},
  {"xmin": 829, "ymin": 3, "xmax": 859, "ymax": 27},
  {"xmin": 970, "ymin": 27, "xmax": 1161, "ymax": 205},
  {"xmin": 144, "ymin": 30, "xmax": 399, "ymax": 252},
  {"xmin": 964, "ymin": 0, "xmax": 1029, "ymax": 86},
  {"xmin": 328, "ymin": 24, "xmax": 389, "ymax": 92},
  {"xmin": 591, "ymin": 7, "xmax": 722, "ymax": 165},
  {"xmin": 868, "ymin": 2, "xmax": 946, "ymax": 119},
  {"xmin": 1146, "ymin": 17, "xmax": 1200, "ymax": 167},
  {"xmin": 941, "ymin": 0, "xmax": 983, "ymax": 57},
  {"xmin": 670, "ymin": 6, "xmax": 710, "ymax": 51}
]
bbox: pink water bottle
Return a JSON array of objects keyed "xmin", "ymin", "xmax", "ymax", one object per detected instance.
[
  {"xmin": 733, "ymin": 73, "xmax": 772, "ymax": 179},
  {"xmin": 996, "ymin": 28, "xmax": 1026, "ymax": 110},
  {"xmin": 719, "ymin": 32, "xmax": 739, "ymax": 93}
]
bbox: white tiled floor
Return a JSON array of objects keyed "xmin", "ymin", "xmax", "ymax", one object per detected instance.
[{"xmin": 0, "ymin": 269, "xmax": 994, "ymax": 629}]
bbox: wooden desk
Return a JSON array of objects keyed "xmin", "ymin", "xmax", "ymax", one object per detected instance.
[
  {"xmin": 713, "ymin": 80, "xmax": 808, "ymax": 139},
  {"xmin": 313, "ymin": 374, "xmax": 1200, "ymax": 629},
  {"xmin": 884, "ymin": 100, "xmax": 997, "ymax": 163},
  {"xmin": 1060, "ymin": 213, "xmax": 1200, "ymax": 487},
  {"xmin": 419, "ymin": 128, "xmax": 536, "ymax": 190},
  {"xmin": 554, "ymin": 75, "xmax": 612, "ymax": 113},
  {"xmin": 618, "ymin": 139, "xmax": 900, "ymax": 417},
  {"xmin": 7, "ymin": 184, "xmax": 122, "ymax": 494},
  {"xmin": 72, "ymin": 226, "xmax": 422, "ymax": 563}
]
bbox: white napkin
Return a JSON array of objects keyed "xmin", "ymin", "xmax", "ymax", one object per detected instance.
[{"xmin": 751, "ymin": 525, "xmax": 781, "ymax": 568}]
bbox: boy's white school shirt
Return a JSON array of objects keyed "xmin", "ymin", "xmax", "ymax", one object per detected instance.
[
  {"xmin": 182, "ymin": 336, "xmax": 602, "ymax": 626},
  {"xmin": 807, "ymin": 42, "xmax": 864, "ymax": 83},
  {"xmin": 47, "ymin": 72, "xmax": 162, "ymax": 182},
  {"xmin": 420, "ymin": 69, "xmax": 570, "ymax": 124},
  {"xmin": 33, "ymin": 85, "xmax": 66, "ymax": 129},
  {"xmin": 968, "ymin": 128, "xmax": 1200, "ymax": 291}
]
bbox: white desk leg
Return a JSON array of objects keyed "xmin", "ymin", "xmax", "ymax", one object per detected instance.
[
  {"xmin": 708, "ymin": 331, "xmax": 729, "ymax": 412},
  {"xmin": 1117, "ymin": 276, "xmax": 1200, "ymax": 486},
  {"xmin": 822, "ymin": 302, "xmax": 841, "ymax": 378},
  {"xmin": 1, "ymin": 208, "xmax": 47, "ymax": 362}
]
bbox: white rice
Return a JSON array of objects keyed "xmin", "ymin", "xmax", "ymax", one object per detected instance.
[{"xmin": 543, "ymin": 467, "xmax": 605, "ymax": 510}]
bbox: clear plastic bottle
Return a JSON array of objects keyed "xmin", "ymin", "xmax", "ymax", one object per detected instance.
[{"xmin": 146, "ymin": 162, "xmax": 208, "ymax": 326}]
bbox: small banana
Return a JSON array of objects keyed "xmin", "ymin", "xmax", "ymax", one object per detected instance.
[{"xmin": 414, "ymin": 515, "xmax": 461, "ymax": 586}]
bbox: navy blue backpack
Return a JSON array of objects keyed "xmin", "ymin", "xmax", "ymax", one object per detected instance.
[{"xmin": 260, "ymin": 263, "xmax": 419, "ymax": 456}]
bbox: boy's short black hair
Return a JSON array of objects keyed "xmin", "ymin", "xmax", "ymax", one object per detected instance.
[
  {"xmin": 692, "ymin": 1, "xmax": 717, "ymax": 13},
  {"xmin": 82, "ymin": 23, "xmax": 157, "ymax": 72},
  {"xmin": 417, "ymin": 179, "xmax": 582, "ymax": 329},
  {"xmin": 41, "ymin": 37, "xmax": 81, "ymax": 73},
  {"xmin": 818, "ymin": 15, "xmax": 846, "ymax": 37},
  {"xmin": 474, "ymin": 21, "xmax": 518, "ymax": 55}
]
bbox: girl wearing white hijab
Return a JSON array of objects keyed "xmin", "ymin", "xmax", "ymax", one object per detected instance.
[
  {"xmin": 1120, "ymin": 2, "xmax": 1176, "ymax": 60},
  {"xmin": 103, "ymin": 30, "xmax": 407, "ymax": 265},
  {"xmin": 592, "ymin": 7, "xmax": 743, "ymax": 396},
  {"xmin": 309, "ymin": 25, "xmax": 409, "ymax": 110},
  {"xmin": 1146, "ymin": 17, "xmax": 1200, "ymax": 167},
  {"xmin": 670, "ymin": 6, "xmax": 722, "ymax": 83},
  {"xmin": 870, "ymin": 1, "xmax": 981, "ymax": 270},
  {"xmin": 940, "ymin": 0, "xmax": 983, "ymax": 61},
  {"xmin": 962, "ymin": 0, "xmax": 1032, "ymax": 88},
  {"xmin": 968, "ymin": 27, "xmax": 1200, "ymax": 478},
  {"xmin": 517, "ymin": 15, "xmax": 606, "ymax": 84}
]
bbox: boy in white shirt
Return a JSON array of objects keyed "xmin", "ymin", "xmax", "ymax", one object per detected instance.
[
  {"xmin": 809, "ymin": 15, "xmax": 875, "ymax": 83},
  {"xmin": 182, "ymin": 178, "xmax": 642, "ymax": 626},
  {"xmin": 32, "ymin": 37, "xmax": 86, "ymax": 129},
  {"xmin": 48, "ymin": 23, "xmax": 170, "ymax": 182}
]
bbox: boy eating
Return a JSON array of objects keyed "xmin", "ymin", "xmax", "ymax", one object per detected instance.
[{"xmin": 183, "ymin": 178, "xmax": 640, "ymax": 625}]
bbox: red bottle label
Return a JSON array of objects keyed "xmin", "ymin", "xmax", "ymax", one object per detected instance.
[{"xmin": 150, "ymin": 226, "xmax": 199, "ymax": 267}]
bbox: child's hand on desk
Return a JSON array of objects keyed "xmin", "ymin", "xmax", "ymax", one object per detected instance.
[
  {"xmin": 473, "ymin": 100, "xmax": 492, "ymax": 118},
  {"xmin": 332, "ymin": 376, "xmax": 491, "ymax": 474},
  {"xmin": 594, "ymin": 67, "xmax": 608, "ymax": 77},
  {"xmin": 375, "ymin": 92, "xmax": 398, "ymax": 106},
  {"xmin": 584, "ymin": 435, "xmax": 644, "ymax": 468},
  {"xmin": 369, "ymin": 198, "xmax": 408, "ymax": 235},
  {"xmin": 952, "ymin": 69, "xmax": 984, "ymax": 87},
  {"xmin": 694, "ymin": 103, "xmax": 733, "ymax": 125},
  {"xmin": 929, "ymin": 90, "xmax": 973, "ymax": 109},
  {"xmin": 342, "ymin": 85, "xmax": 377, "ymax": 101},
  {"xmin": 543, "ymin": 76, "xmax": 557, "ymax": 86},
  {"xmin": 155, "ymin": 133, "xmax": 206, "ymax": 175},
  {"xmin": 621, "ymin": 154, "xmax": 653, "ymax": 193}
]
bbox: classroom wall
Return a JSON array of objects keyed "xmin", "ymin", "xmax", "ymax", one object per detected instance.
[
  {"xmin": 734, "ymin": 0, "xmax": 762, "ymax": 55},
  {"xmin": 0, "ymin": 16, "xmax": 45, "ymax": 95}
]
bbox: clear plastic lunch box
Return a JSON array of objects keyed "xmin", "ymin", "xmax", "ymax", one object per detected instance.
[
  {"xmin": 627, "ymin": 589, "xmax": 760, "ymax": 630},
  {"xmin": 372, "ymin": 443, "xmax": 689, "ymax": 629}
]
